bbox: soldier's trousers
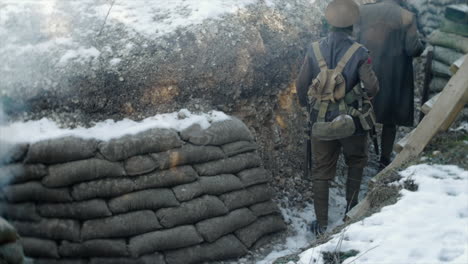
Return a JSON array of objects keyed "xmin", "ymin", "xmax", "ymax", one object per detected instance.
[{"xmin": 311, "ymin": 134, "xmax": 368, "ymax": 227}]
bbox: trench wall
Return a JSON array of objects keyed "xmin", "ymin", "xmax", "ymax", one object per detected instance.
[{"xmin": 0, "ymin": 117, "xmax": 286, "ymax": 264}]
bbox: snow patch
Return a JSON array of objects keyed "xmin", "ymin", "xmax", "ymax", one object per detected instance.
[{"xmin": 0, "ymin": 109, "xmax": 230, "ymax": 143}]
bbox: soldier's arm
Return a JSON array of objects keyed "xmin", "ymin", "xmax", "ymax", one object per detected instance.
[
  {"xmin": 296, "ymin": 52, "xmax": 313, "ymax": 107},
  {"xmin": 403, "ymin": 11, "xmax": 424, "ymax": 57},
  {"xmin": 358, "ymin": 56, "xmax": 379, "ymax": 98}
]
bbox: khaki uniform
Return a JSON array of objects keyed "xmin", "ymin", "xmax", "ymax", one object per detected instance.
[{"xmin": 296, "ymin": 30, "xmax": 379, "ymax": 228}]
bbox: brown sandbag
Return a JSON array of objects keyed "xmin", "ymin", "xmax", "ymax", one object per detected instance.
[
  {"xmin": 237, "ymin": 168, "xmax": 272, "ymax": 187},
  {"xmin": 13, "ymin": 219, "xmax": 80, "ymax": 242},
  {"xmin": 24, "ymin": 136, "xmax": 97, "ymax": 164},
  {"xmin": 128, "ymin": 225, "xmax": 203, "ymax": 257},
  {"xmin": 124, "ymin": 155, "xmax": 158, "ymax": 176},
  {"xmin": 21, "ymin": 237, "xmax": 59, "ymax": 259},
  {"xmin": 156, "ymin": 195, "xmax": 228, "ymax": 228},
  {"xmin": 180, "ymin": 117, "xmax": 253, "ymax": 146},
  {"xmin": 234, "ymin": 215, "xmax": 286, "ymax": 248},
  {"xmin": 98, "ymin": 128, "xmax": 182, "ymax": 161},
  {"xmin": 81, "ymin": 210, "xmax": 162, "ymax": 240},
  {"xmin": 221, "ymin": 141, "xmax": 257, "ymax": 157},
  {"xmin": 71, "ymin": 178, "xmax": 135, "ymax": 201},
  {"xmin": 44, "ymin": 158, "xmax": 126, "ymax": 187},
  {"xmin": 3, "ymin": 182, "xmax": 72, "ymax": 203},
  {"xmin": 108, "ymin": 188, "xmax": 179, "ymax": 214},
  {"xmin": 0, "ymin": 164, "xmax": 47, "ymax": 186},
  {"xmin": 37, "ymin": 199, "xmax": 111, "ymax": 220},
  {"xmin": 219, "ymin": 184, "xmax": 273, "ymax": 210},
  {"xmin": 151, "ymin": 144, "xmax": 224, "ymax": 170},
  {"xmin": 0, "ymin": 142, "xmax": 28, "ymax": 165},
  {"xmin": 0, "ymin": 241, "xmax": 24, "ymax": 264},
  {"xmin": 0, "ymin": 217, "xmax": 18, "ymax": 244},
  {"xmin": 0, "ymin": 202, "xmax": 41, "ymax": 222},
  {"xmin": 193, "ymin": 152, "xmax": 262, "ymax": 176},
  {"xmin": 195, "ymin": 208, "xmax": 257, "ymax": 243},
  {"xmin": 59, "ymin": 239, "xmax": 129, "ymax": 258},
  {"xmin": 89, "ymin": 253, "xmax": 166, "ymax": 264},
  {"xmin": 249, "ymin": 201, "xmax": 281, "ymax": 217},
  {"xmin": 133, "ymin": 166, "xmax": 198, "ymax": 191},
  {"xmin": 428, "ymin": 30, "xmax": 468, "ymax": 53},
  {"xmin": 172, "ymin": 174, "xmax": 243, "ymax": 202},
  {"xmin": 164, "ymin": 235, "xmax": 248, "ymax": 264}
]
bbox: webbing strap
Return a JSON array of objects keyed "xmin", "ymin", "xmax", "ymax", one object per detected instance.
[
  {"xmin": 317, "ymin": 101, "xmax": 329, "ymax": 122},
  {"xmin": 312, "ymin": 42, "xmax": 328, "ymax": 70},
  {"xmin": 334, "ymin": 43, "xmax": 362, "ymax": 74}
]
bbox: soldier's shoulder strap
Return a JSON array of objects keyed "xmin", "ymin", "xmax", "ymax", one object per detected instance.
[
  {"xmin": 312, "ymin": 42, "xmax": 328, "ymax": 70},
  {"xmin": 335, "ymin": 42, "xmax": 362, "ymax": 74}
]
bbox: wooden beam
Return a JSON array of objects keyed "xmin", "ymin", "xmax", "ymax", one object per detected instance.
[{"xmin": 347, "ymin": 59, "xmax": 468, "ymax": 220}]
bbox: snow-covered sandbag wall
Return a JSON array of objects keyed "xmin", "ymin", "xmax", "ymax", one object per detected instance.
[
  {"xmin": 0, "ymin": 0, "xmax": 331, "ymax": 203},
  {"xmin": 0, "ymin": 112, "xmax": 285, "ymax": 264},
  {"xmin": 405, "ymin": 0, "xmax": 465, "ymax": 36}
]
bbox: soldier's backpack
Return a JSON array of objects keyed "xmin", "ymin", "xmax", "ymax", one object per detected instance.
[{"xmin": 307, "ymin": 41, "xmax": 376, "ymax": 141}]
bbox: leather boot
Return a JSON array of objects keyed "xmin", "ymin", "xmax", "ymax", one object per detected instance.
[
  {"xmin": 313, "ymin": 180, "xmax": 329, "ymax": 229},
  {"xmin": 345, "ymin": 167, "xmax": 363, "ymax": 214}
]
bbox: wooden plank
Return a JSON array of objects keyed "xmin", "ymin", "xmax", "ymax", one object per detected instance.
[
  {"xmin": 394, "ymin": 129, "xmax": 415, "ymax": 153},
  {"xmin": 348, "ymin": 59, "xmax": 468, "ymax": 221},
  {"xmin": 449, "ymin": 54, "xmax": 467, "ymax": 75},
  {"xmin": 421, "ymin": 93, "xmax": 441, "ymax": 115}
]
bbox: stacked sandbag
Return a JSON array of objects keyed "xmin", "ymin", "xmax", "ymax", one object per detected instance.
[
  {"xmin": 0, "ymin": 116, "xmax": 285, "ymax": 264},
  {"xmin": 427, "ymin": 4, "xmax": 468, "ymax": 94},
  {"xmin": 406, "ymin": 0, "xmax": 464, "ymax": 36},
  {"xmin": 0, "ymin": 217, "xmax": 25, "ymax": 264}
]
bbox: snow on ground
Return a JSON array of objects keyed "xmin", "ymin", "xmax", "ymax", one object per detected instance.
[
  {"xmin": 0, "ymin": 109, "xmax": 229, "ymax": 143},
  {"xmin": 291, "ymin": 164, "xmax": 468, "ymax": 264}
]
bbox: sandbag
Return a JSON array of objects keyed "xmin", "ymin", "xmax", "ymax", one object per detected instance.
[
  {"xmin": 219, "ymin": 184, "xmax": 273, "ymax": 210},
  {"xmin": 151, "ymin": 144, "xmax": 224, "ymax": 170},
  {"xmin": 249, "ymin": 201, "xmax": 280, "ymax": 217},
  {"xmin": 44, "ymin": 159, "xmax": 126, "ymax": 187},
  {"xmin": 13, "ymin": 219, "xmax": 80, "ymax": 242},
  {"xmin": 0, "ymin": 217, "xmax": 18, "ymax": 244},
  {"xmin": 0, "ymin": 164, "xmax": 46, "ymax": 186},
  {"xmin": 221, "ymin": 141, "xmax": 257, "ymax": 157},
  {"xmin": 81, "ymin": 210, "xmax": 161, "ymax": 240},
  {"xmin": 21, "ymin": 237, "xmax": 59, "ymax": 259},
  {"xmin": 432, "ymin": 59, "xmax": 452, "ymax": 78},
  {"xmin": 37, "ymin": 199, "xmax": 111, "ymax": 220},
  {"xmin": 180, "ymin": 117, "xmax": 253, "ymax": 146},
  {"xmin": 129, "ymin": 225, "xmax": 203, "ymax": 257},
  {"xmin": 133, "ymin": 166, "xmax": 198, "ymax": 191},
  {"xmin": 193, "ymin": 152, "xmax": 261, "ymax": 176},
  {"xmin": 59, "ymin": 239, "xmax": 129, "ymax": 258},
  {"xmin": 195, "ymin": 208, "xmax": 257, "ymax": 243},
  {"xmin": 33, "ymin": 259, "xmax": 87, "ymax": 264},
  {"xmin": 0, "ymin": 241, "xmax": 24, "ymax": 264},
  {"xmin": 428, "ymin": 30, "xmax": 468, "ymax": 53},
  {"xmin": 108, "ymin": 188, "xmax": 179, "ymax": 214},
  {"xmin": 172, "ymin": 174, "xmax": 243, "ymax": 202},
  {"xmin": 98, "ymin": 128, "xmax": 182, "ymax": 161},
  {"xmin": 71, "ymin": 178, "xmax": 135, "ymax": 201},
  {"xmin": 89, "ymin": 253, "xmax": 166, "ymax": 264},
  {"xmin": 430, "ymin": 77, "xmax": 449, "ymax": 92},
  {"xmin": 0, "ymin": 142, "xmax": 28, "ymax": 165},
  {"xmin": 156, "ymin": 195, "xmax": 228, "ymax": 228},
  {"xmin": 433, "ymin": 45, "xmax": 464, "ymax": 66},
  {"xmin": 234, "ymin": 215, "xmax": 286, "ymax": 248},
  {"xmin": 24, "ymin": 137, "xmax": 97, "ymax": 164},
  {"xmin": 4, "ymin": 182, "xmax": 72, "ymax": 203},
  {"xmin": 237, "ymin": 168, "xmax": 272, "ymax": 187},
  {"xmin": 441, "ymin": 18, "xmax": 468, "ymax": 37},
  {"xmin": 164, "ymin": 235, "xmax": 247, "ymax": 264},
  {"xmin": 0, "ymin": 202, "xmax": 41, "ymax": 222},
  {"xmin": 124, "ymin": 155, "xmax": 158, "ymax": 176}
]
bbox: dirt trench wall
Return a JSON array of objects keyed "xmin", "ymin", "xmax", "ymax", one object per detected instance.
[{"xmin": 0, "ymin": 117, "xmax": 285, "ymax": 264}]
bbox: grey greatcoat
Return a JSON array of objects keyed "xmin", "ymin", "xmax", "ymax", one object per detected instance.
[{"xmin": 355, "ymin": 0, "xmax": 423, "ymax": 126}]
